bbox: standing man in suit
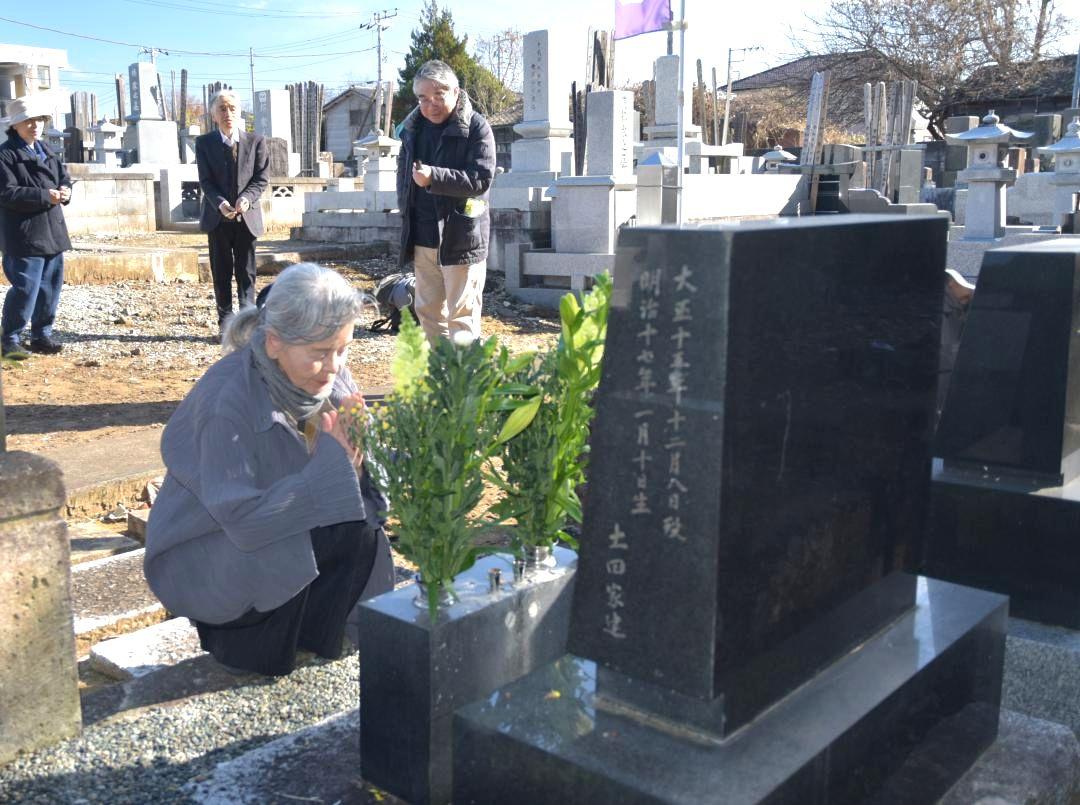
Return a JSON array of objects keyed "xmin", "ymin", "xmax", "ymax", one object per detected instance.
[{"xmin": 196, "ymin": 89, "xmax": 269, "ymax": 339}]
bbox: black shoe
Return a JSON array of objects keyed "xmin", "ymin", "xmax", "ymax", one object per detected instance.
[
  {"xmin": 1, "ymin": 341, "xmax": 29, "ymax": 360},
  {"xmin": 27, "ymin": 337, "xmax": 62, "ymax": 355}
]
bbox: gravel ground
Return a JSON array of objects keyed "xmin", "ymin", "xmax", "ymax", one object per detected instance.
[
  {"xmin": 2, "ymin": 257, "xmax": 561, "ymax": 454},
  {"xmin": 0, "ymin": 653, "xmax": 365, "ymax": 804}
]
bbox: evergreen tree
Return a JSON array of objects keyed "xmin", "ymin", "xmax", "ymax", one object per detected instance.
[{"xmin": 394, "ymin": 0, "xmax": 511, "ymax": 124}]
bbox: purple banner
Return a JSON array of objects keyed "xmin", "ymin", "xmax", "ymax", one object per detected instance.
[{"xmin": 614, "ymin": 0, "xmax": 672, "ymax": 40}]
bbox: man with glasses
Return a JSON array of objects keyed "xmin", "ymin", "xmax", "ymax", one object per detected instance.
[{"xmin": 396, "ymin": 60, "xmax": 495, "ymax": 343}]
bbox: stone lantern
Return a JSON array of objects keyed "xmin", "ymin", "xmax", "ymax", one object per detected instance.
[
  {"xmin": 1037, "ymin": 117, "xmax": 1080, "ymax": 233},
  {"xmin": 90, "ymin": 120, "xmax": 123, "ymax": 167},
  {"xmin": 946, "ymin": 110, "xmax": 1032, "ymax": 239},
  {"xmin": 356, "ymin": 132, "xmax": 400, "ymax": 211},
  {"xmin": 761, "ymin": 144, "xmax": 797, "ymax": 173},
  {"xmin": 43, "ymin": 126, "xmax": 65, "ymax": 154}
]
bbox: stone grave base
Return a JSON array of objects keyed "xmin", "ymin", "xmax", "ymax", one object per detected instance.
[
  {"xmin": 492, "ymin": 208, "xmax": 550, "ymax": 277},
  {"xmin": 292, "ymin": 210, "xmax": 401, "ymax": 245},
  {"xmin": 124, "ymin": 120, "xmax": 179, "ymax": 165},
  {"xmin": 927, "ymin": 460, "xmax": 1080, "ymax": 627},
  {"xmin": 454, "ymin": 578, "xmax": 1006, "ymax": 804},
  {"xmin": 512, "ymin": 248, "xmax": 614, "ymax": 308},
  {"xmin": 358, "ymin": 548, "xmax": 576, "ymax": 805}
]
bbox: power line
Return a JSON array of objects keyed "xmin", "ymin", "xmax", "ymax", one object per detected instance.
[
  {"xmin": 0, "ymin": 15, "xmax": 378, "ymax": 59},
  {"xmin": 119, "ymin": 0, "xmax": 372, "ymax": 19},
  {"xmin": 0, "ymin": 14, "xmax": 248, "ymax": 56}
]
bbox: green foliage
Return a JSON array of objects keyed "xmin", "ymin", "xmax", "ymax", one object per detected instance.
[
  {"xmin": 365, "ymin": 314, "xmax": 506, "ymax": 621},
  {"xmin": 489, "ymin": 274, "xmax": 613, "ymax": 556},
  {"xmin": 393, "ymin": 0, "xmax": 514, "ymax": 122},
  {"xmin": 389, "ymin": 310, "xmax": 429, "ymax": 401}
]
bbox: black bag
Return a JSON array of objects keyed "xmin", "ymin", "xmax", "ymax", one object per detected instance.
[{"xmin": 370, "ymin": 272, "xmax": 416, "ymax": 333}]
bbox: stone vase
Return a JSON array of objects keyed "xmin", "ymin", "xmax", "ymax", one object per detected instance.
[{"xmin": 356, "ymin": 546, "xmax": 577, "ymax": 805}]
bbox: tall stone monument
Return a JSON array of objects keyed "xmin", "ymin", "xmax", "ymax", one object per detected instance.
[
  {"xmin": 514, "ymin": 90, "xmax": 637, "ymax": 306},
  {"xmin": 254, "ymin": 89, "xmax": 293, "ymax": 153},
  {"xmin": 640, "ymin": 53, "xmax": 741, "ymax": 173},
  {"xmin": 122, "ymin": 61, "xmax": 180, "ymax": 164},
  {"xmin": 510, "ymin": 29, "xmax": 574, "ymax": 177},
  {"xmin": 490, "ymin": 29, "xmax": 576, "ymax": 280},
  {"xmin": 643, "ymin": 53, "xmax": 698, "ymax": 144},
  {"xmin": 551, "ymin": 90, "xmax": 636, "ymax": 254},
  {"xmin": 127, "ymin": 61, "xmax": 163, "ymax": 121},
  {"xmin": 455, "ymin": 215, "xmax": 1008, "ymax": 803}
]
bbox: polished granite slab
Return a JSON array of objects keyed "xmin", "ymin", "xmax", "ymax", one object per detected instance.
[
  {"xmin": 454, "ymin": 577, "xmax": 1007, "ymax": 805},
  {"xmin": 935, "ymin": 241, "xmax": 1080, "ymax": 486},
  {"xmin": 568, "ymin": 216, "xmax": 947, "ymax": 730}
]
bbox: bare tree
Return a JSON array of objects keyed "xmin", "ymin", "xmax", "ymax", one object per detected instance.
[
  {"xmin": 472, "ymin": 28, "xmax": 523, "ymax": 115},
  {"xmin": 795, "ymin": 0, "xmax": 1069, "ymax": 137}
]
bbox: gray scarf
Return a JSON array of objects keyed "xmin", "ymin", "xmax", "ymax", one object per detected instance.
[{"xmin": 250, "ymin": 329, "xmax": 331, "ymax": 424}]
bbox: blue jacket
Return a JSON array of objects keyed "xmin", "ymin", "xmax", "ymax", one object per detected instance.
[
  {"xmin": 396, "ymin": 91, "xmax": 495, "ymax": 268},
  {"xmin": 0, "ymin": 131, "xmax": 72, "ymax": 257},
  {"xmin": 144, "ymin": 344, "xmax": 393, "ymax": 624}
]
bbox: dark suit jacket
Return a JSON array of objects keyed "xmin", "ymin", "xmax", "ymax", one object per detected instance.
[{"xmin": 195, "ymin": 130, "xmax": 269, "ymax": 237}]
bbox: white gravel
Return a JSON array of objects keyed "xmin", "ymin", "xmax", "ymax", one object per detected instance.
[{"xmin": 0, "ymin": 653, "xmax": 361, "ymax": 804}]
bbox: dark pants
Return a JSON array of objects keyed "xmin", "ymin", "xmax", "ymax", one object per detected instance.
[
  {"xmin": 1, "ymin": 253, "xmax": 64, "ymax": 346},
  {"xmin": 207, "ymin": 218, "xmax": 256, "ymax": 323},
  {"xmin": 194, "ymin": 521, "xmax": 381, "ymax": 676}
]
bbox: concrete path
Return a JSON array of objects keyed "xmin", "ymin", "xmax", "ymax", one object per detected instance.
[{"xmin": 40, "ymin": 428, "xmax": 164, "ymax": 517}]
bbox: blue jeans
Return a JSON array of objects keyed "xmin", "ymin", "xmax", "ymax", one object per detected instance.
[{"xmin": 1, "ymin": 253, "xmax": 64, "ymax": 345}]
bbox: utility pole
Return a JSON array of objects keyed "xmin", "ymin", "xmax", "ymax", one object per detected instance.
[
  {"xmin": 722, "ymin": 45, "xmax": 761, "ymax": 146},
  {"xmin": 140, "ymin": 47, "xmax": 167, "ymax": 65},
  {"xmin": 371, "ymin": 9, "xmax": 398, "ymax": 133},
  {"xmin": 249, "ymin": 47, "xmax": 256, "ymax": 118}
]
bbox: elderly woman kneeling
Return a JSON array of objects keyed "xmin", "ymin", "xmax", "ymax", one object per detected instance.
[{"xmin": 145, "ymin": 263, "xmax": 394, "ymax": 676}]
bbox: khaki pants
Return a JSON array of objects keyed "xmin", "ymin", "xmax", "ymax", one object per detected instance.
[{"xmin": 412, "ymin": 246, "xmax": 486, "ymax": 343}]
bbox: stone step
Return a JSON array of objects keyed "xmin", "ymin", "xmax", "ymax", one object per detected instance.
[
  {"xmin": 126, "ymin": 508, "xmax": 150, "ymax": 542},
  {"xmin": 183, "ymin": 707, "xmax": 402, "ymax": 804},
  {"xmin": 71, "ymin": 548, "xmax": 165, "ymax": 657},
  {"xmin": 64, "ymin": 240, "xmax": 392, "ymax": 284},
  {"xmin": 68, "ymin": 519, "xmax": 142, "ymax": 565},
  {"xmin": 89, "ymin": 616, "xmax": 205, "ymax": 681}
]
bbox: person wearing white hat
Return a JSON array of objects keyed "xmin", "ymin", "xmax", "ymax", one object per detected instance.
[{"xmin": 0, "ymin": 94, "xmax": 73, "ymax": 358}]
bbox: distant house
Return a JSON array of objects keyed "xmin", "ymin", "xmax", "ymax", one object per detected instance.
[
  {"xmin": 322, "ymin": 85, "xmax": 381, "ymax": 162},
  {"xmin": 728, "ymin": 52, "xmax": 905, "ymax": 147},
  {"xmin": 0, "ymin": 43, "xmax": 70, "ymax": 126},
  {"xmin": 946, "ymin": 53, "xmax": 1077, "ymax": 122},
  {"xmin": 485, "ymin": 99, "xmax": 523, "ymax": 172}
]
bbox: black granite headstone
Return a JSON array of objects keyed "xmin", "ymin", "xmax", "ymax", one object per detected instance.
[
  {"xmin": 935, "ymin": 242, "xmax": 1080, "ymax": 486},
  {"xmin": 928, "ymin": 241, "xmax": 1080, "ymax": 626},
  {"xmin": 567, "ymin": 215, "xmax": 946, "ymax": 732},
  {"xmin": 267, "ymin": 136, "xmax": 289, "ymax": 177},
  {"xmin": 454, "ymin": 216, "xmax": 1008, "ymax": 805}
]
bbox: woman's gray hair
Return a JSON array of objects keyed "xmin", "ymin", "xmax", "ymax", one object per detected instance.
[
  {"xmin": 223, "ymin": 263, "xmax": 369, "ymax": 352},
  {"xmin": 413, "ymin": 60, "xmax": 459, "ymax": 94},
  {"xmin": 210, "ymin": 88, "xmax": 242, "ymax": 112}
]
